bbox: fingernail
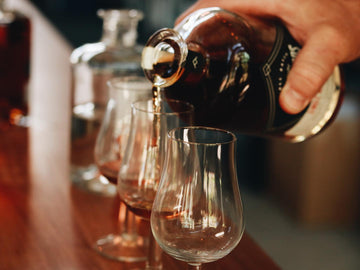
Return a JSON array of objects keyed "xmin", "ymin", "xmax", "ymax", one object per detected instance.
[{"xmin": 282, "ymin": 87, "xmax": 309, "ymax": 113}]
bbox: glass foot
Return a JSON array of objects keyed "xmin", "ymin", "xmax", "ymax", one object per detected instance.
[
  {"xmin": 71, "ymin": 165, "xmax": 117, "ymax": 197},
  {"xmin": 94, "ymin": 233, "xmax": 148, "ymax": 262}
]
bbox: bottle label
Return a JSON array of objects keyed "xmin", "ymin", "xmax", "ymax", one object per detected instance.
[
  {"xmin": 261, "ymin": 25, "xmax": 305, "ymax": 131},
  {"xmin": 285, "ymin": 68, "xmax": 341, "ymax": 141},
  {"xmin": 185, "ymin": 50, "xmax": 206, "ymax": 73},
  {"xmin": 261, "ymin": 25, "xmax": 341, "ymax": 141}
]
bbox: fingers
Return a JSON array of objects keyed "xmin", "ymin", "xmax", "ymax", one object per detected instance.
[
  {"xmin": 175, "ymin": 1, "xmax": 346, "ymax": 116},
  {"xmin": 175, "ymin": 0, "xmax": 220, "ymax": 25},
  {"xmin": 176, "ymin": 0, "xmax": 282, "ymax": 25},
  {"xmin": 279, "ymin": 30, "xmax": 341, "ymax": 114}
]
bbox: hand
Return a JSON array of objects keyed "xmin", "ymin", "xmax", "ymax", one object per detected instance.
[{"xmin": 177, "ymin": 0, "xmax": 360, "ymax": 114}]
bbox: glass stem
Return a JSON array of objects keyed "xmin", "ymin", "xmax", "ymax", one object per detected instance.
[
  {"xmin": 146, "ymin": 232, "xmax": 162, "ymax": 270},
  {"xmin": 119, "ymin": 205, "xmax": 137, "ymax": 237},
  {"xmin": 188, "ymin": 264, "xmax": 201, "ymax": 270}
]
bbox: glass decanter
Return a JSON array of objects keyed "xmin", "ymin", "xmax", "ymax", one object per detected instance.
[
  {"xmin": 70, "ymin": 9, "xmax": 144, "ymax": 195},
  {"xmin": 0, "ymin": 0, "xmax": 31, "ymax": 128}
]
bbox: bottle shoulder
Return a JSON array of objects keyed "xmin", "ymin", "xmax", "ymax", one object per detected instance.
[
  {"xmin": 70, "ymin": 42, "xmax": 106, "ymax": 64},
  {"xmin": 70, "ymin": 42, "xmax": 143, "ymax": 65},
  {"xmin": 0, "ymin": 9, "xmax": 30, "ymax": 25}
]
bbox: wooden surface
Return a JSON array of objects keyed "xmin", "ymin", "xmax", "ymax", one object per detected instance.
[{"xmin": 0, "ymin": 1, "xmax": 281, "ymax": 269}]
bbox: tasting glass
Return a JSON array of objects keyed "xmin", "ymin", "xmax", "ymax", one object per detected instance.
[
  {"xmin": 93, "ymin": 76, "xmax": 152, "ymax": 261},
  {"xmin": 118, "ymin": 99, "xmax": 194, "ymax": 270},
  {"xmin": 151, "ymin": 126, "xmax": 245, "ymax": 270}
]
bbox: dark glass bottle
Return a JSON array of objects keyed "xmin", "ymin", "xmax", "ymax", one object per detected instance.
[
  {"xmin": 142, "ymin": 7, "xmax": 343, "ymax": 142},
  {"xmin": 0, "ymin": 0, "xmax": 31, "ymax": 127}
]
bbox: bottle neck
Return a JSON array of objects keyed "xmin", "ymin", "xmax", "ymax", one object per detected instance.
[
  {"xmin": 0, "ymin": 0, "xmax": 5, "ymax": 13},
  {"xmin": 98, "ymin": 9, "xmax": 143, "ymax": 48},
  {"xmin": 0, "ymin": 0, "xmax": 14, "ymax": 22},
  {"xmin": 142, "ymin": 28, "xmax": 189, "ymax": 87}
]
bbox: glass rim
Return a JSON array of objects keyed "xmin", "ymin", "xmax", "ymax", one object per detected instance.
[
  {"xmin": 131, "ymin": 98, "xmax": 194, "ymax": 116},
  {"xmin": 168, "ymin": 126, "xmax": 237, "ymax": 146}
]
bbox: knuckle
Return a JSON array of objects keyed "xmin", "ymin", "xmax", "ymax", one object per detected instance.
[{"xmin": 316, "ymin": 26, "xmax": 346, "ymax": 58}]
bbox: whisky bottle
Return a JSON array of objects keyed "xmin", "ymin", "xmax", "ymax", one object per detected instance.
[
  {"xmin": 142, "ymin": 7, "xmax": 343, "ymax": 142},
  {"xmin": 0, "ymin": 0, "xmax": 30, "ymax": 127}
]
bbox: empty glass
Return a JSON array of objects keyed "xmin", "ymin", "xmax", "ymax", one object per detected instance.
[{"xmin": 151, "ymin": 126, "xmax": 245, "ymax": 270}]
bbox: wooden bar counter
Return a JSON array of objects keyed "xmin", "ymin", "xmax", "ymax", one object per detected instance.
[{"xmin": 0, "ymin": 1, "xmax": 281, "ymax": 269}]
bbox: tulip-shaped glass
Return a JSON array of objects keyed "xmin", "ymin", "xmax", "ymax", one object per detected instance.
[
  {"xmin": 118, "ymin": 99, "xmax": 194, "ymax": 270},
  {"xmin": 93, "ymin": 76, "xmax": 152, "ymax": 261},
  {"xmin": 151, "ymin": 126, "xmax": 245, "ymax": 270}
]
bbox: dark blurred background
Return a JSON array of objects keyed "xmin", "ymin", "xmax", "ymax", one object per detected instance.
[{"xmin": 29, "ymin": 0, "xmax": 195, "ymax": 46}]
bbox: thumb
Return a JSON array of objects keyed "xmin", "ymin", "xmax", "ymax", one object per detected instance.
[{"xmin": 279, "ymin": 32, "xmax": 340, "ymax": 114}]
